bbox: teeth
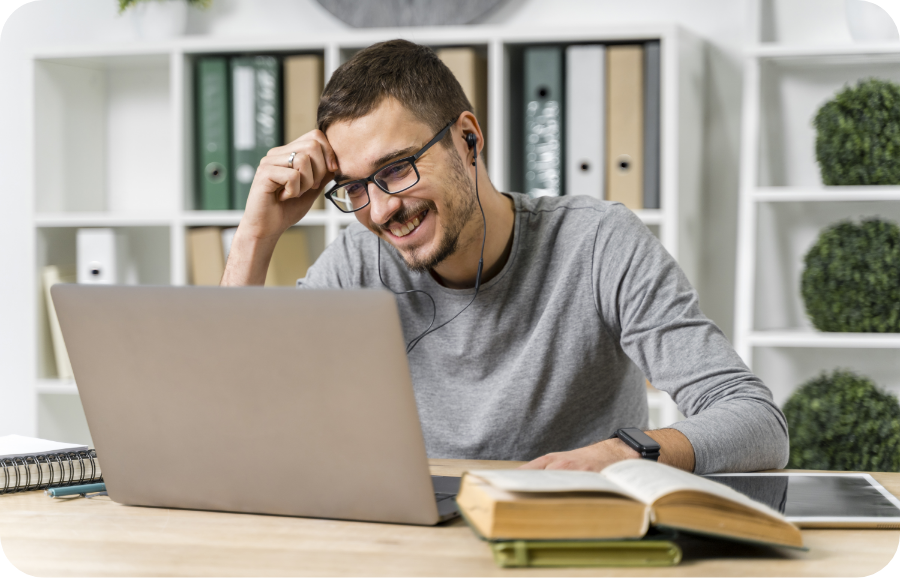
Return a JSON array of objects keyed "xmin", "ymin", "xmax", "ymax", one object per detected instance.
[
  {"xmin": 391, "ymin": 228, "xmax": 402, "ymax": 236},
  {"xmin": 413, "ymin": 217, "xmax": 420, "ymax": 227},
  {"xmin": 391, "ymin": 212, "xmax": 425, "ymax": 238}
]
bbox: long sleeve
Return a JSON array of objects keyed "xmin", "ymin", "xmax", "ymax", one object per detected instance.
[{"xmin": 593, "ymin": 205, "xmax": 789, "ymax": 474}]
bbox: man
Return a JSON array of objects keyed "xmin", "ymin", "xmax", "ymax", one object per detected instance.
[{"xmin": 222, "ymin": 39, "xmax": 789, "ymax": 475}]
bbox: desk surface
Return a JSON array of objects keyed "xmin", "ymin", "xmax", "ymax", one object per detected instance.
[{"xmin": 1, "ymin": 459, "xmax": 898, "ymax": 577}]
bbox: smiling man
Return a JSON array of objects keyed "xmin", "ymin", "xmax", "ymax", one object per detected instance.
[{"xmin": 222, "ymin": 39, "xmax": 789, "ymax": 475}]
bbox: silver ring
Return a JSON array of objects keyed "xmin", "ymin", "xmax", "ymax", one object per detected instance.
[{"xmin": 287, "ymin": 151, "xmax": 297, "ymax": 168}]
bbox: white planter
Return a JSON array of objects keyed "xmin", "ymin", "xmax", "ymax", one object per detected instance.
[
  {"xmin": 846, "ymin": 0, "xmax": 900, "ymax": 42},
  {"xmin": 130, "ymin": 0, "xmax": 189, "ymax": 40}
]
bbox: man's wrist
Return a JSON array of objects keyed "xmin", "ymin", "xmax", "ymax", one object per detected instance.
[{"xmin": 606, "ymin": 437, "xmax": 642, "ymax": 461}]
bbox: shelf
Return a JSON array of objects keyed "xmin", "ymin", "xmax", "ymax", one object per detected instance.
[
  {"xmin": 749, "ymin": 43, "xmax": 900, "ymax": 59},
  {"xmin": 181, "ymin": 210, "xmax": 355, "ymax": 227},
  {"xmin": 35, "ymin": 213, "xmax": 175, "ymax": 228},
  {"xmin": 35, "ymin": 379, "xmax": 79, "ymax": 395},
  {"xmin": 752, "ymin": 186, "xmax": 900, "ymax": 202},
  {"xmin": 748, "ymin": 331, "xmax": 900, "ymax": 348}
]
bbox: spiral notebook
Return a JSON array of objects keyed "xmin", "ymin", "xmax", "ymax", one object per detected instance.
[{"xmin": 1, "ymin": 435, "xmax": 102, "ymax": 494}]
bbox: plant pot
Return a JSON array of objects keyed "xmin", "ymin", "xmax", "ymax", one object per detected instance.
[
  {"xmin": 131, "ymin": 0, "xmax": 189, "ymax": 40},
  {"xmin": 845, "ymin": 0, "xmax": 900, "ymax": 42}
]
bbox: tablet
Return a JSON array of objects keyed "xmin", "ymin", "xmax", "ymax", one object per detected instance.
[{"xmin": 705, "ymin": 473, "xmax": 900, "ymax": 528}]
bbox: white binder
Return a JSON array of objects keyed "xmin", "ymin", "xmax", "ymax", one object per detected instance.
[
  {"xmin": 77, "ymin": 228, "xmax": 127, "ymax": 284},
  {"xmin": 565, "ymin": 45, "xmax": 605, "ymax": 199}
]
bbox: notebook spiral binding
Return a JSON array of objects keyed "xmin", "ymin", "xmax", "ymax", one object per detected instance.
[{"xmin": 0, "ymin": 450, "xmax": 101, "ymax": 495}]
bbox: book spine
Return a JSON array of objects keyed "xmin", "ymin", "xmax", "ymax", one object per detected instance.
[
  {"xmin": 42, "ymin": 266, "xmax": 74, "ymax": 379},
  {"xmin": 187, "ymin": 227, "xmax": 225, "ymax": 286},
  {"xmin": 524, "ymin": 46, "xmax": 564, "ymax": 198},
  {"xmin": 196, "ymin": 57, "xmax": 232, "ymax": 211},
  {"xmin": 565, "ymin": 45, "xmax": 605, "ymax": 199},
  {"xmin": 0, "ymin": 450, "xmax": 102, "ymax": 495},
  {"xmin": 284, "ymin": 54, "xmax": 325, "ymax": 211},
  {"xmin": 606, "ymin": 45, "xmax": 644, "ymax": 210},
  {"xmin": 231, "ymin": 56, "xmax": 282, "ymax": 211},
  {"xmin": 436, "ymin": 47, "xmax": 488, "ymax": 161},
  {"xmin": 643, "ymin": 41, "xmax": 661, "ymax": 210}
]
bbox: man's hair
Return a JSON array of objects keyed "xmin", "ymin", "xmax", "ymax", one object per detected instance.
[{"xmin": 317, "ymin": 39, "xmax": 473, "ymax": 143}]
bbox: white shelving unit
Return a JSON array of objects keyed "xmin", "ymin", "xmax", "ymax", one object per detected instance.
[
  {"xmin": 23, "ymin": 25, "xmax": 705, "ymax": 443},
  {"xmin": 734, "ymin": 2, "xmax": 900, "ymax": 407}
]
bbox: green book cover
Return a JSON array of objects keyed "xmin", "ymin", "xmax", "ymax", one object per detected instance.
[
  {"xmin": 523, "ymin": 46, "xmax": 564, "ymax": 198},
  {"xmin": 196, "ymin": 57, "xmax": 231, "ymax": 210},
  {"xmin": 230, "ymin": 56, "xmax": 282, "ymax": 211},
  {"xmin": 491, "ymin": 539, "xmax": 682, "ymax": 568}
]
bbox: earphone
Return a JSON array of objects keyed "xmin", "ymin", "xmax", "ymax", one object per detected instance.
[{"xmin": 377, "ymin": 128, "xmax": 487, "ymax": 354}]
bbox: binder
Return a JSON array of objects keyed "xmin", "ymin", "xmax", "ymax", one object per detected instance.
[
  {"xmin": 0, "ymin": 435, "xmax": 102, "ymax": 495},
  {"xmin": 606, "ymin": 45, "xmax": 644, "ymax": 210},
  {"xmin": 265, "ymin": 228, "xmax": 311, "ymax": 287},
  {"xmin": 490, "ymin": 539, "xmax": 682, "ymax": 568},
  {"xmin": 76, "ymin": 228, "xmax": 125, "ymax": 284},
  {"xmin": 187, "ymin": 227, "xmax": 225, "ymax": 286},
  {"xmin": 523, "ymin": 46, "xmax": 563, "ymax": 198},
  {"xmin": 42, "ymin": 265, "xmax": 76, "ymax": 379},
  {"xmin": 643, "ymin": 41, "xmax": 661, "ymax": 210},
  {"xmin": 436, "ymin": 47, "xmax": 488, "ymax": 160},
  {"xmin": 284, "ymin": 54, "xmax": 325, "ymax": 211},
  {"xmin": 196, "ymin": 57, "xmax": 232, "ymax": 210},
  {"xmin": 231, "ymin": 56, "xmax": 282, "ymax": 211},
  {"xmin": 565, "ymin": 45, "xmax": 605, "ymax": 199}
]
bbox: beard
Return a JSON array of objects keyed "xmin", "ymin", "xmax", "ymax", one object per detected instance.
[{"xmin": 382, "ymin": 150, "xmax": 477, "ymax": 274}]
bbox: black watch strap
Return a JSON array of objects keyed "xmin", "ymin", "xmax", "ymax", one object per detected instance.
[{"xmin": 612, "ymin": 428, "xmax": 661, "ymax": 461}]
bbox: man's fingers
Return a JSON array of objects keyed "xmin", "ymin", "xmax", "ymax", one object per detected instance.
[
  {"xmin": 519, "ymin": 454, "xmax": 553, "ymax": 470},
  {"xmin": 276, "ymin": 130, "xmax": 338, "ymax": 172}
]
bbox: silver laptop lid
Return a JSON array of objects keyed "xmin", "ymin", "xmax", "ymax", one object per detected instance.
[{"xmin": 51, "ymin": 285, "xmax": 440, "ymax": 525}]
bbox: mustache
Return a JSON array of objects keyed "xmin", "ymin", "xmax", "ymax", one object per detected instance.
[{"xmin": 376, "ymin": 200, "xmax": 436, "ymax": 232}]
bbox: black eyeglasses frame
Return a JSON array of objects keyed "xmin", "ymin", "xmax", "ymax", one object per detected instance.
[{"xmin": 323, "ymin": 119, "xmax": 456, "ymax": 213}]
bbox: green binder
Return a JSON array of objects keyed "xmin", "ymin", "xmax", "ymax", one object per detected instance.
[
  {"xmin": 196, "ymin": 57, "xmax": 231, "ymax": 210},
  {"xmin": 490, "ymin": 539, "xmax": 682, "ymax": 568},
  {"xmin": 230, "ymin": 56, "xmax": 282, "ymax": 210},
  {"xmin": 523, "ymin": 46, "xmax": 564, "ymax": 198}
]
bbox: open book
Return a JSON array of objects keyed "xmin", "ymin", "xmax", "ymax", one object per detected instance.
[{"xmin": 456, "ymin": 460, "xmax": 803, "ymax": 549}]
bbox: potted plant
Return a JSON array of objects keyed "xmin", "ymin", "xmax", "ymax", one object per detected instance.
[{"xmin": 119, "ymin": 0, "xmax": 211, "ymax": 40}]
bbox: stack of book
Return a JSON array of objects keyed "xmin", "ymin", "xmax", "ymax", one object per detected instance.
[
  {"xmin": 456, "ymin": 460, "xmax": 804, "ymax": 568},
  {"xmin": 520, "ymin": 41, "xmax": 661, "ymax": 209}
]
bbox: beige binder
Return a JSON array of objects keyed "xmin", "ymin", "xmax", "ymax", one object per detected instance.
[
  {"xmin": 265, "ymin": 228, "xmax": 311, "ymax": 287},
  {"xmin": 187, "ymin": 227, "xmax": 225, "ymax": 286},
  {"xmin": 284, "ymin": 54, "xmax": 325, "ymax": 210},
  {"xmin": 437, "ymin": 47, "xmax": 488, "ymax": 159},
  {"xmin": 606, "ymin": 45, "xmax": 644, "ymax": 210}
]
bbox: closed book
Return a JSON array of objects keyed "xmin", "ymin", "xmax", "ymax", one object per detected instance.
[
  {"xmin": 456, "ymin": 461, "xmax": 804, "ymax": 549},
  {"xmin": 643, "ymin": 41, "xmax": 661, "ymax": 210},
  {"xmin": 196, "ymin": 57, "xmax": 232, "ymax": 210},
  {"xmin": 565, "ymin": 45, "xmax": 605, "ymax": 199},
  {"xmin": 265, "ymin": 228, "xmax": 310, "ymax": 287},
  {"xmin": 0, "ymin": 435, "xmax": 102, "ymax": 495},
  {"xmin": 231, "ymin": 56, "xmax": 282, "ymax": 210},
  {"xmin": 489, "ymin": 539, "xmax": 681, "ymax": 568},
  {"xmin": 284, "ymin": 54, "xmax": 325, "ymax": 211},
  {"xmin": 606, "ymin": 45, "xmax": 644, "ymax": 210},
  {"xmin": 187, "ymin": 227, "xmax": 225, "ymax": 286},
  {"xmin": 523, "ymin": 46, "xmax": 563, "ymax": 198},
  {"xmin": 437, "ymin": 47, "xmax": 488, "ymax": 160},
  {"xmin": 42, "ymin": 265, "xmax": 76, "ymax": 380},
  {"xmin": 77, "ymin": 228, "xmax": 127, "ymax": 284}
]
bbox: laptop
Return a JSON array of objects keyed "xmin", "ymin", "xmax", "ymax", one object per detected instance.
[{"xmin": 51, "ymin": 285, "xmax": 460, "ymax": 525}]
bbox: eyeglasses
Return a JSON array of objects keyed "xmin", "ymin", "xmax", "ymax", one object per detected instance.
[{"xmin": 324, "ymin": 119, "xmax": 456, "ymax": 213}]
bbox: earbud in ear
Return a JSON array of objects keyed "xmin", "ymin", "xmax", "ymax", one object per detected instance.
[{"xmin": 466, "ymin": 133, "xmax": 477, "ymax": 165}]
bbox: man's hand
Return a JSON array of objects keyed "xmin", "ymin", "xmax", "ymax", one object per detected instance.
[
  {"xmin": 222, "ymin": 130, "xmax": 337, "ymax": 286},
  {"xmin": 519, "ymin": 429, "xmax": 696, "ymax": 472}
]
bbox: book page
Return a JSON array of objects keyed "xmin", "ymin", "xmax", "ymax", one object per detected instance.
[
  {"xmin": 0, "ymin": 435, "xmax": 87, "ymax": 460},
  {"xmin": 601, "ymin": 460, "xmax": 785, "ymax": 519},
  {"xmin": 467, "ymin": 469, "xmax": 644, "ymax": 502}
]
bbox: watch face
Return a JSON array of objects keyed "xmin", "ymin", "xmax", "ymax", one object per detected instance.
[{"xmin": 618, "ymin": 428, "xmax": 661, "ymax": 452}]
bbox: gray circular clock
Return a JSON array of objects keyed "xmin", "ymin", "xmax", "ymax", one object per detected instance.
[{"xmin": 315, "ymin": 0, "xmax": 511, "ymax": 28}]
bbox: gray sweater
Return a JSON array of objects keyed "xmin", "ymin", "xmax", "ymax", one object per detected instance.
[{"xmin": 299, "ymin": 193, "xmax": 789, "ymax": 474}]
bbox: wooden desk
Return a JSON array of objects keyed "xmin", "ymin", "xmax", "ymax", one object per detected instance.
[{"xmin": 1, "ymin": 460, "xmax": 898, "ymax": 577}]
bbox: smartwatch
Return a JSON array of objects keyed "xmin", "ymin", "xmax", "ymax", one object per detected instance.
[{"xmin": 612, "ymin": 428, "xmax": 661, "ymax": 461}]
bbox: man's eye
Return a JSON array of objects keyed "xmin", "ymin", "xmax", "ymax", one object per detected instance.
[
  {"xmin": 344, "ymin": 183, "xmax": 366, "ymax": 197},
  {"xmin": 383, "ymin": 163, "xmax": 411, "ymax": 179}
]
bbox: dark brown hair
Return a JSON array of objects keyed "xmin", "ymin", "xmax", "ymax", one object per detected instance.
[{"xmin": 317, "ymin": 39, "xmax": 472, "ymax": 143}]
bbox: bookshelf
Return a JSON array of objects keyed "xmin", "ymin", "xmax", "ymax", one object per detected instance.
[
  {"xmin": 23, "ymin": 25, "xmax": 704, "ymax": 443},
  {"xmin": 733, "ymin": 1, "xmax": 900, "ymax": 407}
]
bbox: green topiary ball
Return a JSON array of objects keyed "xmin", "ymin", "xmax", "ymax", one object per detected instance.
[
  {"xmin": 801, "ymin": 217, "xmax": 900, "ymax": 332},
  {"xmin": 784, "ymin": 370, "xmax": 900, "ymax": 471},
  {"xmin": 814, "ymin": 78, "xmax": 900, "ymax": 185}
]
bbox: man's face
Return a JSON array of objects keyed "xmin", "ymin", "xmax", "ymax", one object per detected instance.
[{"xmin": 326, "ymin": 99, "xmax": 476, "ymax": 273}]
